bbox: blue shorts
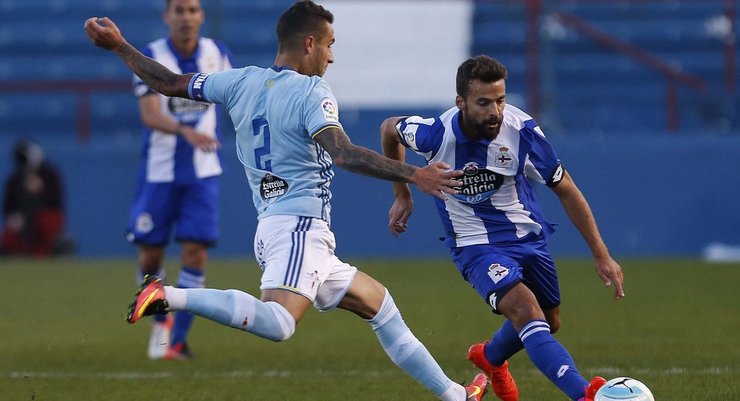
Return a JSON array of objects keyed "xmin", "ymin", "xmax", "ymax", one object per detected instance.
[
  {"xmin": 126, "ymin": 176, "xmax": 219, "ymax": 247},
  {"xmin": 451, "ymin": 237, "xmax": 560, "ymax": 314}
]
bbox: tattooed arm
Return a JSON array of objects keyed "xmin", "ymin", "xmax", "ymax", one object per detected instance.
[
  {"xmin": 84, "ymin": 17, "xmax": 192, "ymax": 98},
  {"xmin": 314, "ymin": 126, "xmax": 461, "ymax": 200}
]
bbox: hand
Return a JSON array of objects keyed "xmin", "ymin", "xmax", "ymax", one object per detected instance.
[
  {"xmin": 410, "ymin": 162, "xmax": 462, "ymax": 201},
  {"xmin": 179, "ymin": 125, "xmax": 221, "ymax": 152},
  {"xmin": 388, "ymin": 188, "xmax": 413, "ymax": 237},
  {"xmin": 595, "ymin": 255, "xmax": 625, "ymax": 299},
  {"xmin": 84, "ymin": 17, "xmax": 125, "ymax": 50}
]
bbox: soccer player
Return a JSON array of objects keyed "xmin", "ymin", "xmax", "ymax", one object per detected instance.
[
  {"xmin": 126, "ymin": 0, "xmax": 232, "ymax": 360},
  {"xmin": 380, "ymin": 55, "xmax": 625, "ymax": 401},
  {"xmin": 84, "ymin": 2, "xmax": 488, "ymax": 400}
]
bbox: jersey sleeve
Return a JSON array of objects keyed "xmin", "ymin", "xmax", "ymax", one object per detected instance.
[
  {"xmin": 394, "ymin": 116, "xmax": 444, "ymax": 157},
  {"xmin": 188, "ymin": 68, "xmax": 244, "ymax": 104},
  {"xmin": 522, "ymin": 119, "xmax": 565, "ymax": 187},
  {"xmin": 303, "ymin": 79, "xmax": 342, "ymax": 138}
]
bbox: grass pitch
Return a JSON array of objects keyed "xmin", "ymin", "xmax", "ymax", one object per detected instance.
[{"xmin": 0, "ymin": 258, "xmax": 738, "ymax": 400}]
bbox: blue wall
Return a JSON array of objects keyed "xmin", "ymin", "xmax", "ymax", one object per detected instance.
[{"xmin": 2, "ymin": 109, "xmax": 738, "ymax": 259}]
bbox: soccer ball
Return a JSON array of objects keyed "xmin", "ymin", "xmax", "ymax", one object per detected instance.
[{"xmin": 594, "ymin": 377, "xmax": 655, "ymax": 401}]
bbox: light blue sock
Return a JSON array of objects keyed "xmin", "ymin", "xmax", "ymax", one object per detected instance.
[
  {"xmin": 519, "ymin": 320, "xmax": 588, "ymax": 400},
  {"xmin": 169, "ymin": 287, "xmax": 295, "ymax": 342},
  {"xmin": 367, "ymin": 290, "xmax": 458, "ymax": 398},
  {"xmin": 171, "ymin": 267, "xmax": 204, "ymax": 345},
  {"xmin": 485, "ymin": 319, "xmax": 523, "ymax": 365}
]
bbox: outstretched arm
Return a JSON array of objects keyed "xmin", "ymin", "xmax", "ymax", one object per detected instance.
[
  {"xmin": 313, "ymin": 126, "xmax": 461, "ymax": 201},
  {"xmin": 551, "ymin": 170, "xmax": 625, "ymax": 299},
  {"xmin": 380, "ymin": 117, "xmax": 414, "ymax": 236},
  {"xmin": 84, "ymin": 17, "xmax": 192, "ymax": 98}
]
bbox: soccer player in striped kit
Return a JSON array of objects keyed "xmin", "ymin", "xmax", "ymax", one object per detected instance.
[
  {"xmin": 127, "ymin": 0, "xmax": 232, "ymax": 360},
  {"xmin": 85, "ymin": 1, "xmax": 489, "ymax": 400},
  {"xmin": 381, "ymin": 55, "xmax": 625, "ymax": 401}
]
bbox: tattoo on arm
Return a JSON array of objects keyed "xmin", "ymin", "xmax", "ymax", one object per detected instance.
[
  {"xmin": 315, "ymin": 127, "xmax": 416, "ymax": 182},
  {"xmin": 116, "ymin": 42, "xmax": 193, "ymax": 98}
]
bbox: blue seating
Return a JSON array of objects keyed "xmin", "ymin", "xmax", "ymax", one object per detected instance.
[{"xmin": 472, "ymin": 1, "xmax": 736, "ymax": 134}]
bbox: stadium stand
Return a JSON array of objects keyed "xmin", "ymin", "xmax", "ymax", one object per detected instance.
[
  {"xmin": 472, "ymin": 1, "xmax": 737, "ymax": 134},
  {"xmin": 0, "ymin": 0, "xmax": 736, "ymax": 139}
]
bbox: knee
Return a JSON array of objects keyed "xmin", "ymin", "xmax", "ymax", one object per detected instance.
[
  {"xmin": 263, "ymin": 301, "xmax": 296, "ymax": 342},
  {"xmin": 509, "ymin": 303, "xmax": 544, "ymax": 329}
]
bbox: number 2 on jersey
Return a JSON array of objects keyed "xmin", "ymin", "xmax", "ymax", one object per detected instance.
[{"xmin": 252, "ymin": 118, "xmax": 272, "ymax": 171}]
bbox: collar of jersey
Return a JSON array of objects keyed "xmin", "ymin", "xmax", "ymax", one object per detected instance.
[
  {"xmin": 166, "ymin": 37, "xmax": 201, "ymax": 61},
  {"xmin": 271, "ymin": 65, "xmax": 295, "ymax": 72}
]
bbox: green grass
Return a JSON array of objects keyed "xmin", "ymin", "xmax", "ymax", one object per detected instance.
[{"xmin": 0, "ymin": 258, "xmax": 738, "ymax": 400}]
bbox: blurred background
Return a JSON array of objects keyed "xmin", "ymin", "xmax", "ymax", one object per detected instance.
[{"xmin": 0, "ymin": 0, "xmax": 738, "ymax": 259}]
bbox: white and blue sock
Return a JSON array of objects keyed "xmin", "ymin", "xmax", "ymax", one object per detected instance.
[
  {"xmin": 485, "ymin": 319, "xmax": 523, "ymax": 365},
  {"xmin": 164, "ymin": 287, "xmax": 295, "ymax": 342},
  {"xmin": 368, "ymin": 290, "xmax": 466, "ymax": 401},
  {"xmin": 170, "ymin": 267, "xmax": 204, "ymax": 345},
  {"xmin": 520, "ymin": 320, "xmax": 588, "ymax": 400},
  {"xmin": 138, "ymin": 266, "xmax": 167, "ymax": 323}
]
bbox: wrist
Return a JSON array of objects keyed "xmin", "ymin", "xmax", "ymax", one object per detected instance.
[{"xmin": 174, "ymin": 123, "xmax": 185, "ymax": 136}]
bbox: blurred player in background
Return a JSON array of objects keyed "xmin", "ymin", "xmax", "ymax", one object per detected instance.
[
  {"xmin": 84, "ymin": 2, "xmax": 491, "ymax": 400},
  {"xmin": 1, "ymin": 139, "xmax": 69, "ymax": 257},
  {"xmin": 127, "ymin": 0, "xmax": 232, "ymax": 360},
  {"xmin": 380, "ymin": 55, "xmax": 625, "ymax": 401}
]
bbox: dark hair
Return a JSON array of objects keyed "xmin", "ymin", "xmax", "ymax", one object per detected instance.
[
  {"xmin": 165, "ymin": 0, "xmax": 201, "ymax": 10},
  {"xmin": 276, "ymin": 1, "xmax": 334, "ymax": 51},
  {"xmin": 456, "ymin": 55, "xmax": 508, "ymax": 98}
]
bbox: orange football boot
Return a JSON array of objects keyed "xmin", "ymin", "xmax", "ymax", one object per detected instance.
[
  {"xmin": 467, "ymin": 342, "xmax": 519, "ymax": 401},
  {"xmin": 465, "ymin": 373, "xmax": 488, "ymax": 401},
  {"xmin": 582, "ymin": 376, "xmax": 607, "ymax": 401},
  {"xmin": 126, "ymin": 275, "xmax": 169, "ymax": 324}
]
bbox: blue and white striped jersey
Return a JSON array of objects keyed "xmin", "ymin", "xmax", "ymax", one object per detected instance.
[
  {"xmin": 187, "ymin": 66, "xmax": 341, "ymax": 221},
  {"xmin": 396, "ymin": 105, "xmax": 565, "ymax": 248},
  {"xmin": 133, "ymin": 37, "xmax": 232, "ymax": 183}
]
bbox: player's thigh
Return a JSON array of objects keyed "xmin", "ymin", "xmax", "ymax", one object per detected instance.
[
  {"xmin": 127, "ymin": 182, "xmax": 178, "ymax": 246},
  {"xmin": 175, "ymin": 177, "xmax": 219, "ymax": 245},
  {"xmin": 255, "ymin": 215, "xmax": 356, "ymax": 310},
  {"xmin": 451, "ymin": 244, "xmax": 524, "ymax": 314},
  {"xmin": 520, "ymin": 239, "xmax": 561, "ymax": 311}
]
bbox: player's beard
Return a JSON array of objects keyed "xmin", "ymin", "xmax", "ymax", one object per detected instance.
[{"xmin": 467, "ymin": 112, "xmax": 502, "ymax": 140}]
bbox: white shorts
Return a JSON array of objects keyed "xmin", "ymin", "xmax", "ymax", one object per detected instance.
[{"xmin": 254, "ymin": 215, "xmax": 357, "ymax": 311}]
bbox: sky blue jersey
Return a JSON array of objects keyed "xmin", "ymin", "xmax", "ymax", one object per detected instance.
[
  {"xmin": 187, "ymin": 66, "xmax": 342, "ymax": 221},
  {"xmin": 395, "ymin": 105, "xmax": 565, "ymax": 248}
]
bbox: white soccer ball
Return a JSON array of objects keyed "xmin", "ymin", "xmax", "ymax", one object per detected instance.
[{"xmin": 595, "ymin": 377, "xmax": 655, "ymax": 401}]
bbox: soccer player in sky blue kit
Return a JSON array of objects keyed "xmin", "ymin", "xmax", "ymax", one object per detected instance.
[
  {"xmin": 381, "ymin": 55, "xmax": 626, "ymax": 401},
  {"xmin": 127, "ymin": 0, "xmax": 232, "ymax": 360},
  {"xmin": 84, "ymin": 2, "xmax": 489, "ymax": 400}
]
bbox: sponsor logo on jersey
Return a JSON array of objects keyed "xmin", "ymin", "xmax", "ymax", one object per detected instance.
[
  {"xmin": 321, "ymin": 98, "xmax": 339, "ymax": 122},
  {"xmin": 168, "ymin": 97, "xmax": 210, "ymax": 118},
  {"xmin": 135, "ymin": 212, "xmax": 154, "ymax": 234},
  {"xmin": 494, "ymin": 146, "xmax": 514, "ymax": 168},
  {"xmin": 487, "ymin": 263, "xmax": 509, "ymax": 284},
  {"xmin": 453, "ymin": 162, "xmax": 504, "ymax": 204},
  {"xmin": 260, "ymin": 173, "xmax": 289, "ymax": 201}
]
